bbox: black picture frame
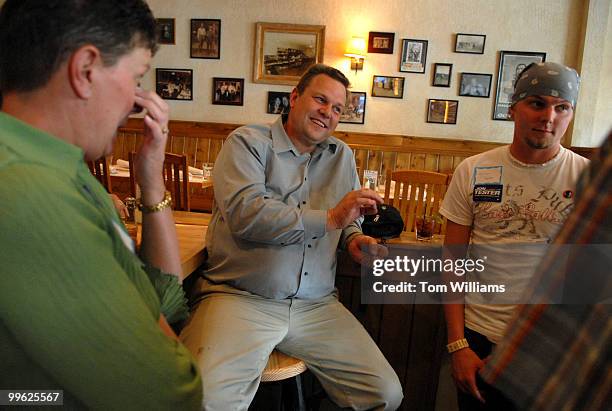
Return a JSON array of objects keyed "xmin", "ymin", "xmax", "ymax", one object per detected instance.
[
  {"xmin": 454, "ymin": 33, "xmax": 486, "ymax": 54},
  {"xmin": 372, "ymin": 76, "xmax": 405, "ymax": 99},
  {"xmin": 432, "ymin": 63, "xmax": 453, "ymax": 87},
  {"xmin": 156, "ymin": 68, "xmax": 193, "ymax": 101},
  {"xmin": 427, "ymin": 99, "xmax": 458, "ymax": 124},
  {"xmin": 459, "ymin": 73, "xmax": 492, "ymax": 98},
  {"xmin": 212, "ymin": 77, "xmax": 244, "ymax": 106},
  {"xmin": 267, "ymin": 91, "xmax": 291, "ymax": 114},
  {"xmin": 190, "ymin": 19, "xmax": 221, "ymax": 59},
  {"xmin": 155, "ymin": 18, "xmax": 175, "ymax": 45},
  {"xmin": 340, "ymin": 91, "xmax": 366, "ymax": 124},
  {"xmin": 493, "ymin": 50, "xmax": 546, "ymax": 120},
  {"xmin": 399, "ymin": 39, "xmax": 428, "ymax": 73},
  {"xmin": 368, "ymin": 32, "xmax": 395, "ymax": 54}
]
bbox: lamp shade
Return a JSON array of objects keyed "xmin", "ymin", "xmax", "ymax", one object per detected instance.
[{"xmin": 344, "ymin": 37, "xmax": 366, "ymax": 59}]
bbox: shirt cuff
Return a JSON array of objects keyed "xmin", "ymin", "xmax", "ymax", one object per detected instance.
[
  {"xmin": 340, "ymin": 224, "xmax": 363, "ymax": 249},
  {"xmin": 144, "ymin": 265, "xmax": 190, "ymax": 324},
  {"xmin": 302, "ymin": 209, "xmax": 328, "ymax": 239}
]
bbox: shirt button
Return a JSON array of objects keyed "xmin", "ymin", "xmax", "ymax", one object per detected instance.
[
  {"xmin": 302, "ymin": 201, "xmax": 306, "ymax": 205},
  {"xmin": 303, "ymin": 272, "xmax": 309, "ymax": 276},
  {"xmin": 308, "ymin": 244, "xmax": 312, "ymax": 248}
]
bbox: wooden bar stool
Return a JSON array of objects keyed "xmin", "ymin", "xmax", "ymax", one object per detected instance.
[{"xmin": 254, "ymin": 350, "xmax": 307, "ymax": 411}]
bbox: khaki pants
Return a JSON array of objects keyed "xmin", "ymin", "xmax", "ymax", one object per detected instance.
[{"xmin": 180, "ymin": 279, "xmax": 403, "ymax": 411}]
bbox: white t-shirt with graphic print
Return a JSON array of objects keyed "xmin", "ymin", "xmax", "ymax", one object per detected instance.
[{"xmin": 440, "ymin": 145, "xmax": 589, "ymax": 343}]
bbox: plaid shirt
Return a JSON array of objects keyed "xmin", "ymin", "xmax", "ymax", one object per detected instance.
[{"xmin": 480, "ymin": 133, "xmax": 612, "ymax": 411}]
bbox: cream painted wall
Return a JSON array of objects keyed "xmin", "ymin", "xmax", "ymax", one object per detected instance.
[
  {"xmin": 0, "ymin": 0, "xmax": 606, "ymax": 145},
  {"xmin": 144, "ymin": 0, "xmax": 589, "ymax": 144}
]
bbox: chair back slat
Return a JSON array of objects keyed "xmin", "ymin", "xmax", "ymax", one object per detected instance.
[
  {"xmin": 87, "ymin": 155, "xmax": 112, "ymax": 193},
  {"xmin": 383, "ymin": 169, "xmax": 450, "ymax": 234}
]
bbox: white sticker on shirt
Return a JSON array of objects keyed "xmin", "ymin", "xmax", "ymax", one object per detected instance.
[
  {"xmin": 474, "ymin": 166, "xmax": 503, "ymax": 185},
  {"xmin": 112, "ymin": 220, "xmax": 135, "ymax": 253}
]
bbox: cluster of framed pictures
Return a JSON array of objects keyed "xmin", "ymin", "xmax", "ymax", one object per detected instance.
[{"xmin": 152, "ymin": 19, "xmax": 547, "ymax": 124}]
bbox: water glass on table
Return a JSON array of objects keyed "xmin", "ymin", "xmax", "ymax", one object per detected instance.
[{"xmin": 202, "ymin": 162, "xmax": 213, "ymax": 187}]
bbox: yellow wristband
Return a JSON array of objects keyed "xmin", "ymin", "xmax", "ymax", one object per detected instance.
[
  {"xmin": 446, "ymin": 338, "xmax": 469, "ymax": 353},
  {"xmin": 137, "ymin": 191, "xmax": 172, "ymax": 213}
]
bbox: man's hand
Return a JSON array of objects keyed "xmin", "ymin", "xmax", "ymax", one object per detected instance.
[
  {"xmin": 347, "ymin": 234, "xmax": 388, "ymax": 265},
  {"xmin": 327, "ymin": 188, "xmax": 383, "ymax": 230},
  {"xmin": 451, "ymin": 348, "xmax": 485, "ymax": 403}
]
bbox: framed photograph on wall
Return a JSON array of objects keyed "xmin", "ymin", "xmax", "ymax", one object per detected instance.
[
  {"xmin": 155, "ymin": 18, "xmax": 175, "ymax": 45},
  {"xmin": 212, "ymin": 77, "xmax": 244, "ymax": 106},
  {"xmin": 427, "ymin": 99, "xmax": 458, "ymax": 124},
  {"xmin": 190, "ymin": 19, "xmax": 221, "ymax": 59},
  {"xmin": 432, "ymin": 63, "xmax": 452, "ymax": 87},
  {"xmin": 493, "ymin": 50, "xmax": 546, "ymax": 120},
  {"xmin": 399, "ymin": 39, "xmax": 428, "ymax": 73},
  {"xmin": 459, "ymin": 73, "xmax": 492, "ymax": 97},
  {"xmin": 156, "ymin": 69, "xmax": 193, "ymax": 101},
  {"xmin": 372, "ymin": 76, "xmax": 405, "ymax": 99},
  {"xmin": 368, "ymin": 32, "xmax": 395, "ymax": 54},
  {"xmin": 267, "ymin": 91, "xmax": 291, "ymax": 114},
  {"xmin": 253, "ymin": 22, "xmax": 325, "ymax": 86},
  {"xmin": 340, "ymin": 91, "xmax": 366, "ymax": 124},
  {"xmin": 454, "ymin": 33, "xmax": 486, "ymax": 54}
]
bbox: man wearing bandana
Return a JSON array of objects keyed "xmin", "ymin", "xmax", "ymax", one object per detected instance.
[{"xmin": 439, "ymin": 62, "xmax": 590, "ymax": 410}]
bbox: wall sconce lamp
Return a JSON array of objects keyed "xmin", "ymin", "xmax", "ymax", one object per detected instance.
[{"xmin": 344, "ymin": 36, "xmax": 366, "ymax": 73}]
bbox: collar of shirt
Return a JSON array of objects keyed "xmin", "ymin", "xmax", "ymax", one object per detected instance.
[
  {"xmin": 272, "ymin": 115, "xmax": 337, "ymax": 156},
  {"xmin": 0, "ymin": 111, "xmax": 84, "ymax": 176}
]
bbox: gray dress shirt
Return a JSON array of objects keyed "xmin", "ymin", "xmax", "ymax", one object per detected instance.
[{"xmin": 203, "ymin": 116, "xmax": 362, "ymax": 299}]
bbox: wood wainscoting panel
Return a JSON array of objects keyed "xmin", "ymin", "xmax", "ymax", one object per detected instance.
[{"xmin": 113, "ymin": 119, "xmax": 595, "ymax": 212}]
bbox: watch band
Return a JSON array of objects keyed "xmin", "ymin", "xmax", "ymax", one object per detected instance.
[
  {"xmin": 137, "ymin": 190, "xmax": 172, "ymax": 213},
  {"xmin": 446, "ymin": 338, "xmax": 469, "ymax": 353}
]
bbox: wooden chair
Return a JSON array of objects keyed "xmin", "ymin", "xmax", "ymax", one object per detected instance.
[
  {"xmin": 383, "ymin": 169, "xmax": 450, "ymax": 234},
  {"xmin": 128, "ymin": 152, "xmax": 190, "ymax": 211},
  {"xmin": 87, "ymin": 155, "xmax": 113, "ymax": 193}
]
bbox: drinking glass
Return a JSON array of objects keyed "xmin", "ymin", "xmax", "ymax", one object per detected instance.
[
  {"xmin": 415, "ymin": 215, "xmax": 435, "ymax": 241},
  {"xmin": 202, "ymin": 162, "xmax": 214, "ymax": 182}
]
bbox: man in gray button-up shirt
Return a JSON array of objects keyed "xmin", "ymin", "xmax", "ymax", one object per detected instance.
[{"xmin": 181, "ymin": 64, "xmax": 403, "ymax": 410}]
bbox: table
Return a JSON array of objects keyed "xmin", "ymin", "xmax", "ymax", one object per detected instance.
[
  {"xmin": 386, "ymin": 232, "xmax": 445, "ymax": 245},
  {"xmin": 110, "ymin": 168, "xmax": 214, "ymax": 190},
  {"xmin": 336, "ymin": 231, "xmax": 446, "ymax": 410},
  {"xmin": 173, "ymin": 210, "xmax": 212, "ymax": 226},
  {"xmin": 176, "ymin": 223, "xmax": 207, "ymax": 276}
]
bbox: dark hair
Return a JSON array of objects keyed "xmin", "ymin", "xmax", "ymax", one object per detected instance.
[
  {"xmin": 295, "ymin": 64, "xmax": 350, "ymax": 97},
  {"xmin": 0, "ymin": 0, "xmax": 157, "ymax": 93}
]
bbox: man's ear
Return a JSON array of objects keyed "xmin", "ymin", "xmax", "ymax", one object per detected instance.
[
  {"xmin": 289, "ymin": 88, "xmax": 299, "ymax": 108},
  {"xmin": 68, "ymin": 45, "xmax": 101, "ymax": 99}
]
